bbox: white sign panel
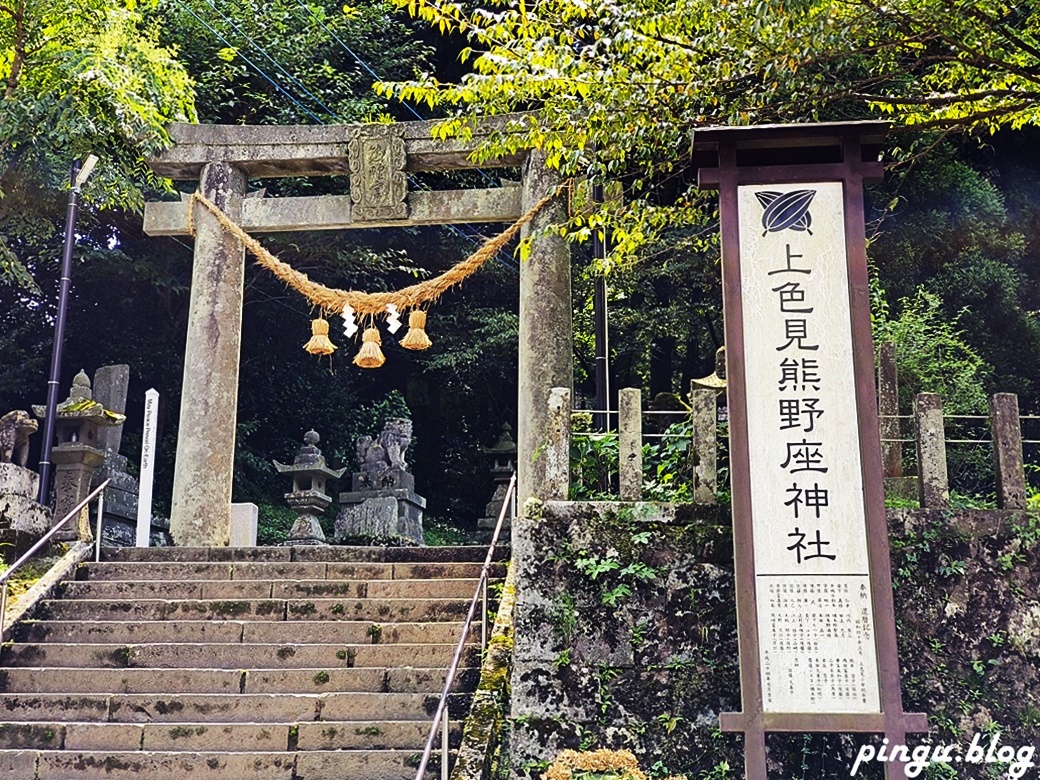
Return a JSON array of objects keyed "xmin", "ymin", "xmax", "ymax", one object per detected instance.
[
  {"xmin": 738, "ymin": 181, "xmax": 881, "ymax": 713},
  {"xmin": 135, "ymin": 388, "xmax": 159, "ymax": 548}
]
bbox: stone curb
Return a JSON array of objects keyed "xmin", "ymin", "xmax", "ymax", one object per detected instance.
[
  {"xmin": 2, "ymin": 542, "xmax": 93, "ymax": 641},
  {"xmin": 450, "ymin": 565, "xmax": 516, "ymax": 780}
]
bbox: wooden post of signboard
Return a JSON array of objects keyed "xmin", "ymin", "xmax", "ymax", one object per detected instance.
[{"xmin": 693, "ymin": 122, "xmax": 927, "ymax": 780}]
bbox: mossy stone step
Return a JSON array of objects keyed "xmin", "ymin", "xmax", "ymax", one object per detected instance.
[
  {"xmin": 99, "ymin": 545, "xmax": 506, "ymax": 563},
  {"xmin": 0, "ymin": 720, "xmax": 461, "ymax": 752},
  {"xmin": 39, "ymin": 597, "xmax": 471, "ymax": 623},
  {"xmin": 61, "ymin": 577, "xmax": 483, "ymax": 601},
  {"xmin": 16, "ymin": 619, "xmax": 472, "ymax": 645},
  {"xmin": 0, "ymin": 666, "xmax": 478, "ymax": 696},
  {"xmin": 0, "ymin": 691, "xmax": 472, "ymax": 723},
  {"xmin": 2, "ymin": 642, "xmax": 478, "ymax": 670},
  {"xmin": 79, "ymin": 560, "xmax": 505, "ymax": 582}
]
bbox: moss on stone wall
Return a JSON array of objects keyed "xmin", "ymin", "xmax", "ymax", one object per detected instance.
[{"xmin": 507, "ymin": 501, "xmax": 1040, "ymax": 780}]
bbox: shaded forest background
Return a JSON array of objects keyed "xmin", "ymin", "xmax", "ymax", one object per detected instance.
[{"xmin": 2, "ymin": 0, "xmax": 1040, "ymax": 538}]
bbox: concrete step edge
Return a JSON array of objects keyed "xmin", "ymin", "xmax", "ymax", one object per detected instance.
[
  {"xmin": 17, "ymin": 621, "xmax": 472, "ymax": 631},
  {"xmin": 0, "ymin": 691, "xmax": 472, "ymax": 723},
  {"xmin": 4, "ymin": 641, "xmax": 462, "ymax": 648},
  {"xmin": 65, "ymin": 578, "xmax": 487, "ymax": 585},
  {"xmin": 14, "ymin": 619, "xmax": 474, "ymax": 645},
  {"xmin": 99, "ymin": 545, "xmax": 508, "ymax": 563},
  {"xmin": 0, "ymin": 747, "xmax": 457, "ymax": 775},
  {"xmin": 0, "ymin": 720, "xmax": 460, "ymax": 752},
  {"xmin": 78, "ymin": 561, "xmax": 506, "ymax": 578},
  {"xmin": 39, "ymin": 603, "xmax": 472, "ymax": 607},
  {"xmin": 0, "ymin": 667, "xmax": 478, "ymax": 694},
  {"xmin": 0, "ymin": 720, "xmax": 462, "ymax": 734},
  {"xmin": 1, "ymin": 642, "xmax": 476, "ymax": 670},
  {"xmin": 38, "ymin": 598, "xmax": 475, "ymax": 622},
  {"xmin": 3, "ymin": 666, "xmax": 473, "ymax": 673}
]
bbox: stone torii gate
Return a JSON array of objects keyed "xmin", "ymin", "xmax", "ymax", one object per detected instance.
[{"xmin": 143, "ymin": 119, "xmax": 571, "ymax": 546}]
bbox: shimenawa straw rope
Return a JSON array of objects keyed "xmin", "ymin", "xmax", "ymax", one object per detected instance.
[{"xmin": 186, "ymin": 184, "xmax": 566, "ymax": 316}]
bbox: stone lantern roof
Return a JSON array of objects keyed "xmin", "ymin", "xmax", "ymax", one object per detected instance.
[
  {"xmin": 272, "ymin": 430, "xmax": 347, "ymax": 482},
  {"xmin": 691, "ymin": 346, "xmax": 727, "ymax": 391},
  {"xmin": 32, "ymin": 369, "xmax": 126, "ymax": 427},
  {"xmin": 480, "ymin": 423, "xmax": 517, "ymax": 457}
]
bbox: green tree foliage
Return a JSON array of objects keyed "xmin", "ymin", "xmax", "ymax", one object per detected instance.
[
  {"xmin": 873, "ymin": 287, "xmax": 992, "ymax": 414},
  {"xmin": 0, "ymin": 0, "xmax": 197, "ymax": 199},
  {"xmin": 381, "ymin": 0, "xmax": 1040, "ymax": 418},
  {"xmin": 379, "ymin": 0, "xmax": 1040, "ymax": 261},
  {"xmin": 572, "ymin": 223, "xmax": 723, "ymax": 397},
  {"xmin": 868, "ymin": 140, "xmax": 1040, "ymax": 404},
  {"xmin": 385, "ymin": 0, "xmax": 1040, "ymax": 142},
  {"xmin": 0, "ymin": 0, "xmax": 197, "ymax": 284}
]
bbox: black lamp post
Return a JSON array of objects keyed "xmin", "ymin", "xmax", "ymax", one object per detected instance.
[
  {"xmin": 592, "ymin": 182, "xmax": 610, "ymax": 431},
  {"xmin": 37, "ymin": 154, "xmax": 99, "ymax": 505}
]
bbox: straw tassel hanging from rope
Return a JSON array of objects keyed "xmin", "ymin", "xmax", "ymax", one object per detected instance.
[
  {"xmin": 303, "ymin": 317, "xmax": 337, "ymax": 356},
  {"xmin": 354, "ymin": 327, "xmax": 386, "ymax": 368},
  {"xmin": 401, "ymin": 310, "xmax": 432, "ymax": 351}
]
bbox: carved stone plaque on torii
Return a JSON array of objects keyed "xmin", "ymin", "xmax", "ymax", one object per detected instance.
[
  {"xmin": 143, "ymin": 117, "xmax": 572, "ymax": 546},
  {"xmin": 693, "ymin": 122, "xmax": 928, "ymax": 779}
]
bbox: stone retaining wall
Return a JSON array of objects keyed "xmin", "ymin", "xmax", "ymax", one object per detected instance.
[{"xmin": 507, "ymin": 500, "xmax": 1040, "ymax": 778}]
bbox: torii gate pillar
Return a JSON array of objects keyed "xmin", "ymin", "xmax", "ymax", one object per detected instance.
[
  {"xmin": 170, "ymin": 162, "xmax": 246, "ymax": 546},
  {"xmin": 517, "ymin": 149, "xmax": 572, "ymax": 508}
]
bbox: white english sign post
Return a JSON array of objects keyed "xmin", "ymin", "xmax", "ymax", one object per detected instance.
[{"xmin": 135, "ymin": 388, "xmax": 159, "ymax": 548}]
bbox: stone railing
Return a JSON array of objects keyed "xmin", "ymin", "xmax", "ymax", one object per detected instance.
[
  {"xmin": 556, "ymin": 379, "xmax": 1037, "ymax": 509},
  {"xmin": 558, "ymin": 384, "xmax": 723, "ymax": 504},
  {"xmin": 881, "ymin": 392, "xmax": 1031, "ymax": 510}
]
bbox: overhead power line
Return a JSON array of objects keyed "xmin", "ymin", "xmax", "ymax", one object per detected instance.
[{"xmin": 174, "ymin": 0, "xmax": 521, "ymax": 272}]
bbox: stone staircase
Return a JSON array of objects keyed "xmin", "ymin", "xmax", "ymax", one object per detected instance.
[{"xmin": 0, "ymin": 545, "xmax": 505, "ymax": 780}]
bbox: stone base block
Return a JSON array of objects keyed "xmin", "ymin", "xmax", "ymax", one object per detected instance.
[
  {"xmin": 334, "ymin": 489, "xmax": 425, "ymax": 545},
  {"xmin": 230, "ymin": 503, "xmax": 258, "ymax": 547},
  {"xmin": 0, "ymin": 463, "xmax": 52, "ymax": 558},
  {"xmin": 98, "ymin": 516, "xmax": 172, "ymax": 548},
  {"xmin": 884, "ymin": 476, "xmax": 919, "ymax": 503},
  {"xmin": 351, "ymin": 468, "xmax": 414, "ymax": 492},
  {"xmin": 0, "ymin": 462, "xmax": 38, "ymax": 499},
  {"xmin": 283, "ymin": 514, "xmax": 327, "ymax": 546},
  {"xmin": 91, "ymin": 455, "xmax": 171, "ymax": 547}
]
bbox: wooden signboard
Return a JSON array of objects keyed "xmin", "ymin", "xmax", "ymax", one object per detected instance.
[{"xmin": 693, "ymin": 123, "xmax": 927, "ymax": 779}]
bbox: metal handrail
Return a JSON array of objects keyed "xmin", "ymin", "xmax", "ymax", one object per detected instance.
[
  {"xmin": 0, "ymin": 479, "xmax": 109, "ymax": 637},
  {"xmin": 413, "ymin": 472, "xmax": 516, "ymax": 780}
]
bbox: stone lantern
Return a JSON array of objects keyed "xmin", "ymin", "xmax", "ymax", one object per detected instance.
[
  {"xmin": 692, "ymin": 346, "xmax": 728, "ymax": 424},
  {"xmin": 33, "ymin": 370, "xmax": 125, "ymax": 539},
  {"xmin": 273, "ymin": 430, "xmax": 345, "ymax": 545},
  {"xmin": 478, "ymin": 422, "xmax": 517, "ymax": 533}
]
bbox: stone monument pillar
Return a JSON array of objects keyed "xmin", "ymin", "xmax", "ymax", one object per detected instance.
[
  {"xmin": 334, "ymin": 418, "xmax": 425, "ymax": 545},
  {"xmin": 273, "ymin": 430, "xmax": 345, "ymax": 545},
  {"xmin": 92, "ymin": 364, "xmax": 129, "ymax": 454},
  {"xmin": 33, "ymin": 371, "xmax": 124, "ymax": 540}
]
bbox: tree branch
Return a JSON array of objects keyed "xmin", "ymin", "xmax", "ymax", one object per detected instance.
[
  {"xmin": 968, "ymin": 7, "xmax": 1040, "ymax": 66},
  {"xmin": 4, "ymin": 0, "xmax": 26, "ymax": 100},
  {"xmin": 853, "ymin": 89, "xmax": 1040, "ymax": 107}
]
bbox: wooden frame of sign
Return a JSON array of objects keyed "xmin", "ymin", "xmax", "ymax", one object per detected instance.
[{"xmin": 693, "ymin": 122, "xmax": 927, "ymax": 780}]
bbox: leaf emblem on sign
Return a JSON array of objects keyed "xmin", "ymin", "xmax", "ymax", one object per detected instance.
[{"xmin": 755, "ymin": 189, "xmax": 816, "ymax": 235}]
